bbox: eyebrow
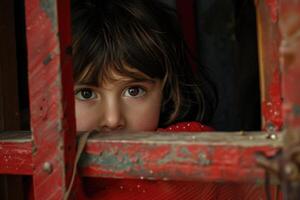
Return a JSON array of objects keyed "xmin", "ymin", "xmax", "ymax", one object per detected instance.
[
  {"xmin": 110, "ymin": 78, "xmax": 156, "ymax": 86},
  {"xmin": 75, "ymin": 77, "xmax": 156, "ymax": 87}
]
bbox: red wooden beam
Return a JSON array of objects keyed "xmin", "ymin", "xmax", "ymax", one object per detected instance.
[
  {"xmin": 256, "ymin": 0, "xmax": 283, "ymax": 131},
  {"xmin": 279, "ymin": 0, "xmax": 300, "ymax": 198},
  {"xmin": 25, "ymin": 0, "xmax": 76, "ymax": 199},
  {"xmin": 79, "ymin": 132, "xmax": 281, "ymax": 183},
  {"xmin": 0, "ymin": 131, "xmax": 282, "ymax": 183},
  {"xmin": 0, "ymin": 132, "xmax": 32, "ymax": 175}
]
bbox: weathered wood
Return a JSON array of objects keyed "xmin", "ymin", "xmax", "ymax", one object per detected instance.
[
  {"xmin": 79, "ymin": 131, "xmax": 282, "ymax": 183},
  {"xmin": 279, "ymin": 0, "xmax": 300, "ymax": 199},
  {"xmin": 0, "ymin": 130, "xmax": 283, "ymax": 184},
  {"xmin": 25, "ymin": 0, "xmax": 77, "ymax": 199},
  {"xmin": 256, "ymin": 0, "xmax": 282, "ymax": 131},
  {"xmin": 0, "ymin": 132, "xmax": 32, "ymax": 175}
]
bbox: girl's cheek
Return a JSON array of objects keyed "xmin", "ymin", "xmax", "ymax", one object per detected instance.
[
  {"xmin": 75, "ymin": 100, "xmax": 99, "ymax": 132},
  {"xmin": 124, "ymin": 96, "xmax": 162, "ymax": 131},
  {"xmin": 132, "ymin": 112, "xmax": 160, "ymax": 131}
]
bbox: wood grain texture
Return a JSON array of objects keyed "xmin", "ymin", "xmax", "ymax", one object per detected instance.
[
  {"xmin": 79, "ymin": 131, "xmax": 281, "ymax": 183},
  {"xmin": 25, "ymin": 0, "xmax": 77, "ymax": 199},
  {"xmin": 256, "ymin": 0, "xmax": 283, "ymax": 131}
]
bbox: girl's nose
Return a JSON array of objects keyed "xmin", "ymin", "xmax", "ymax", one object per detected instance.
[{"xmin": 99, "ymin": 101, "xmax": 125, "ymax": 132}]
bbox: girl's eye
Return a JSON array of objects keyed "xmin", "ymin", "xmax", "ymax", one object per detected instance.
[
  {"xmin": 124, "ymin": 87, "xmax": 146, "ymax": 97},
  {"xmin": 75, "ymin": 88, "xmax": 97, "ymax": 100}
]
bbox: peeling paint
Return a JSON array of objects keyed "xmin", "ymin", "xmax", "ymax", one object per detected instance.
[
  {"xmin": 262, "ymin": 67, "xmax": 283, "ymax": 131},
  {"xmin": 266, "ymin": 0, "xmax": 278, "ymax": 23},
  {"xmin": 198, "ymin": 153, "xmax": 211, "ymax": 166},
  {"xmin": 40, "ymin": 0, "xmax": 58, "ymax": 27},
  {"xmin": 79, "ymin": 151, "xmax": 142, "ymax": 172},
  {"xmin": 179, "ymin": 147, "xmax": 191, "ymax": 156},
  {"xmin": 43, "ymin": 54, "xmax": 52, "ymax": 65},
  {"xmin": 0, "ymin": 139, "xmax": 33, "ymax": 174},
  {"xmin": 157, "ymin": 146, "xmax": 195, "ymax": 165},
  {"xmin": 25, "ymin": 0, "xmax": 76, "ymax": 198},
  {"xmin": 292, "ymin": 105, "xmax": 300, "ymax": 116}
]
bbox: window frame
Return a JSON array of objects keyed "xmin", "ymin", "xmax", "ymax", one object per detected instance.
[{"xmin": 2, "ymin": 0, "xmax": 300, "ymax": 199}]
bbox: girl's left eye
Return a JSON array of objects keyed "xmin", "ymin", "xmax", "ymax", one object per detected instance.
[{"xmin": 124, "ymin": 87, "xmax": 146, "ymax": 97}]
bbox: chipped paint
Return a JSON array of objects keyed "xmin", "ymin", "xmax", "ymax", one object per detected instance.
[
  {"xmin": 292, "ymin": 105, "xmax": 300, "ymax": 116},
  {"xmin": 43, "ymin": 54, "xmax": 52, "ymax": 65},
  {"xmin": 276, "ymin": 1, "xmax": 300, "ymax": 198},
  {"xmin": 25, "ymin": 0, "xmax": 77, "ymax": 199},
  {"xmin": 40, "ymin": 0, "xmax": 57, "ymax": 27},
  {"xmin": 0, "ymin": 134, "xmax": 33, "ymax": 175},
  {"xmin": 262, "ymin": 67, "xmax": 283, "ymax": 131},
  {"xmin": 158, "ymin": 146, "xmax": 196, "ymax": 165},
  {"xmin": 280, "ymin": 2, "xmax": 300, "ymax": 128},
  {"xmin": 79, "ymin": 132, "xmax": 281, "ymax": 182},
  {"xmin": 79, "ymin": 151, "xmax": 143, "ymax": 172},
  {"xmin": 198, "ymin": 153, "xmax": 211, "ymax": 166},
  {"xmin": 257, "ymin": 0, "xmax": 282, "ymax": 130},
  {"xmin": 266, "ymin": 0, "xmax": 278, "ymax": 23}
]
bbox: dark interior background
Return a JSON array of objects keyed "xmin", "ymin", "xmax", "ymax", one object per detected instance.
[
  {"xmin": 163, "ymin": 0, "xmax": 260, "ymax": 131},
  {"xmin": 0, "ymin": 0, "xmax": 29, "ymax": 132},
  {"xmin": 0, "ymin": 0, "xmax": 28, "ymax": 199}
]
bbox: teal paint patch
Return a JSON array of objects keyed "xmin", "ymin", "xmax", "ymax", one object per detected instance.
[
  {"xmin": 79, "ymin": 150, "xmax": 144, "ymax": 172},
  {"xmin": 157, "ymin": 146, "xmax": 195, "ymax": 165},
  {"xmin": 198, "ymin": 153, "xmax": 211, "ymax": 166},
  {"xmin": 180, "ymin": 147, "xmax": 192, "ymax": 156},
  {"xmin": 40, "ymin": 0, "xmax": 57, "ymax": 27},
  {"xmin": 293, "ymin": 104, "xmax": 300, "ymax": 116}
]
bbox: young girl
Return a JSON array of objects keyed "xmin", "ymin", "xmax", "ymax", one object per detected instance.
[
  {"xmin": 71, "ymin": 0, "xmax": 278, "ymax": 199},
  {"xmin": 72, "ymin": 0, "xmax": 213, "ymax": 134}
]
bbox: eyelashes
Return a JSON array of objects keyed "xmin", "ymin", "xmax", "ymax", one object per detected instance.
[
  {"xmin": 75, "ymin": 88, "xmax": 97, "ymax": 100},
  {"xmin": 123, "ymin": 86, "xmax": 146, "ymax": 97},
  {"xmin": 74, "ymin": 85, "xmax": 147, "ymax": 101}
]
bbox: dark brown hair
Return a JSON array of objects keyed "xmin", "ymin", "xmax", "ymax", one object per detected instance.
[{"xmin": 71, "ymin": 0, "xmax": 206, "ymax": 127}]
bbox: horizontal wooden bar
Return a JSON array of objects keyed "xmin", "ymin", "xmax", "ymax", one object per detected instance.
[
  {"xmin": 0, "ymin": 131, "xmax": 282, "ymax": 183},
  {"xmin": 79, "ymin": 131, "xmax": 282, "ymax": 183},
  {"xmin": 0, "ymin": 132, "xmax": 32, "ymax": 175}
]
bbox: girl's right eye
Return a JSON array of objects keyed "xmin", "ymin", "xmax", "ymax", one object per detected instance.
[{"xmin": 75, "ymin": 88, "xmax": 97, "ymax": 100}]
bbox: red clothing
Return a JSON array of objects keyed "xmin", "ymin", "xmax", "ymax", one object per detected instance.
[
  {"xmin": 157, "ymin": 121, "xmax": 214, "ymax": 132},
  {"xmin": 79, "ymin": 122, "xmax": 282, "ymax": 200},
  {"xmin": 81, "ymin": 178, "xmax": 283, "ymax": 200}
]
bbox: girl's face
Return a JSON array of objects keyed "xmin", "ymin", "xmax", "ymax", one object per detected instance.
[{"xmin": 75, "ymin": 70, "xmax": 163, "ymax": 133}]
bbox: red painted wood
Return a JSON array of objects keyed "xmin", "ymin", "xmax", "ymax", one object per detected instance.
[
  {"xmin": 280, "ymin": 2, "xmax": 300, "ymax": 128},
  {"xmin": 265, "ymin": 0, "xmax": 278, "ymax": 23},
  {"xmin": 261, "ymin": 67, "xmax": 282, "ymax": 130},
  {"xmin": 56, "ymin": 0, "xmax": 77, "ymax": 189},
  {"xmin": 79, "ymin": 132, "xmax": 281, "ymax": 183},
  {"xmin": 256, "ymin": 0, "xmax": 283, "ymax": 131},
  {"xmin": 279, "ymin": 1, "xmax": 300, "ymax": 198},
  {"xmin": 0, "ymin": 133, "xmax": 32, "ymax": 175},
  {"xmin": 0, "ymin": 0, "xmax": 291, "ymax": 198},
  {"xmin": 25, "ymin": 0, "xmax": 76, "ymax": 199}
]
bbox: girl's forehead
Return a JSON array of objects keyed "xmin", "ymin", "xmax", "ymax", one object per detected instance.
[
  {"xmin": 75, "ymin": 64, "xmax": 154, "ymax": 86},
  {"xmin": 100, "ymin": 67, "xmax": 154, "ymax": 85},
  {"xmin": 76, "ymin": 63, "xmax": 157, "ymax": 86}
]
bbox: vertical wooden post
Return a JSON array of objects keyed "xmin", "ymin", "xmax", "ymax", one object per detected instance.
[
  {"xmin": 279, "ymin": 0, "xmax": 300, "ymax": 199},
  {"xmin": 25, "ymin": 0, "xmax": 77, "ymax": 199},
  {"xmin": 256, "ymin": 0, "xmax": 283, "ymax": 131}
]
